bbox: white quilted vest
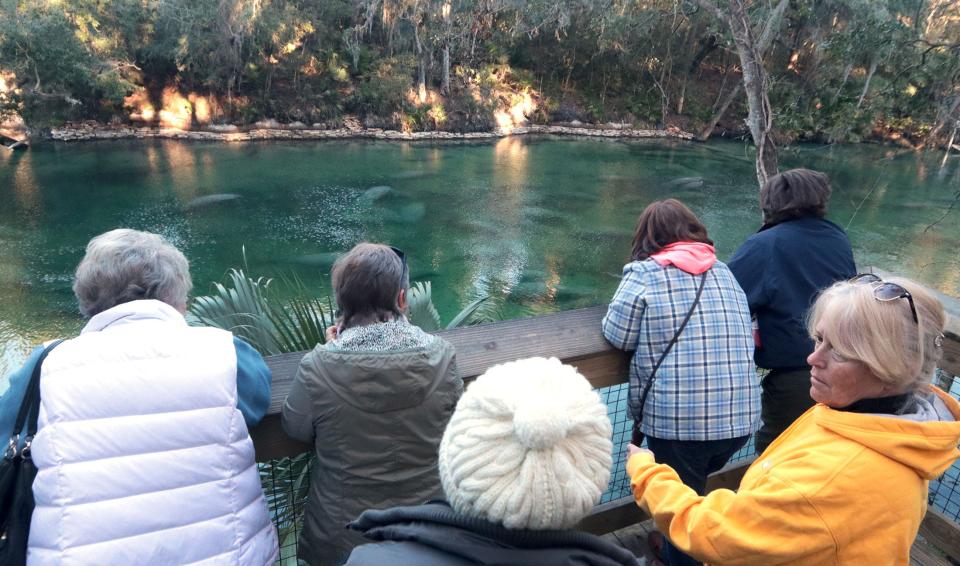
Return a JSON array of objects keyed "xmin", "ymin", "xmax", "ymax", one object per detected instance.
[{"xmin": 27, "ymin": 300, "xmax": 278, "ymax": 565}]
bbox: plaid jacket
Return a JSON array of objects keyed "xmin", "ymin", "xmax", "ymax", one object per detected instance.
[{"xmin": 602, "ymin": 260, "xmax": 761, "ymax": 440}]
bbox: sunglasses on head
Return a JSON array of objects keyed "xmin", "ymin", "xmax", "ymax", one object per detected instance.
[
  {"xmin": 390, "ymin": 245, "xmax": 408, "ymax": 283},
  {"xmin": 849, "ymin": 273, "xmax": 918, "ymax": 324}
]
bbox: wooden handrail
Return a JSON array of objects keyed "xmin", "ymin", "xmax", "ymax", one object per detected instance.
[
  {"xmin": 252, "ymin": 305, "xmax": 630, "ymax": 461},
  {"xmin": 251, "ymin": 287, "xmax": 960, "ymax": 557}
]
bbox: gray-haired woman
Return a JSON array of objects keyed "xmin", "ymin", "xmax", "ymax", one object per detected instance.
[
  {"xmin": 0, "ymin": 228, "xmax": 278, "ymax": 565},
  {"xmin": 281, "ymin": 242, "xmax": 462, "ymax": 566}
]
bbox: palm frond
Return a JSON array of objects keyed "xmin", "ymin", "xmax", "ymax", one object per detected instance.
[
  {"xmin": 445, "ymin": 295, "xmax": 490, "ymax": 329},
  {"xmin": 407, "ymin": 281, "xmax": 443, "ymax": 331},
  {"xmin": 188, "ymin": 269, "xmax": 281, "ymax": 355},
  {"xmin": 270, "ymin": 274, "xmax": 335, "ymax": 353}
]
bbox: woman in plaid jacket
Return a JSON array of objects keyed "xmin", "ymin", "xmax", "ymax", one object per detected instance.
[{"xmin": 602, "ymin": 199, "xmax": 761, "ymax": 566}]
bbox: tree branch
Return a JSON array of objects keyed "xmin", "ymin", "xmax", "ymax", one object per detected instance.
[
  {"xmin": 756, "ymin": 0, "xmax": 789, "ymax": 55},
  {"xmin": 693, "ymin": 0, "xmax": 728, "ymax": 26}
]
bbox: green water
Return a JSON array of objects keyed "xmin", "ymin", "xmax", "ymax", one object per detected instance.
[{"xmin": 2, "ymin": 137, "xmax": 959, "ymax": 377}]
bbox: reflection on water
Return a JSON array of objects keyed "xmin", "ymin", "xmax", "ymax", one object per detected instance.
[
  {"xmin": 10, "ymin": 151, "xmax": 39, "ymax": 213},
  {"xmin": 1, "ymin": 137, "xmax": 959, "ymax": 378}
]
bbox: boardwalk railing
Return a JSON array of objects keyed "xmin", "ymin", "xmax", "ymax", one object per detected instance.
[{"xmin": 253, "ymin": 296, "xmax": 960, "ymax": 560}]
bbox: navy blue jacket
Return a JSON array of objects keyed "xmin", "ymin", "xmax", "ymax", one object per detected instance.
[
  {"xmin": 345, "ymin": 502, "xmax": 642, "ymax": 566},
  {"xmin": 728, "ymin": 217, "xmax": 856, "ymax": 369}
]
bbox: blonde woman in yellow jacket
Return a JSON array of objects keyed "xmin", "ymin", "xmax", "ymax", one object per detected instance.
[{"xmin": 627, "ymin": 275, "xmax": 960, "ymax": 566}]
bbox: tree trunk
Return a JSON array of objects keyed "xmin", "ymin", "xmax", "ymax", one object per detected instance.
[
  {"xmin": 942, "ymin": 120, "xmax": 959, "ymax": 168},
  {"xmin": 696, "ymin": 0, "xmax": 786, "ymax": 186},
  {"xmin": 414, "ymin": 24, "xmax": 427, "ymax": 103},
  {"xmin": 677, "ymin": 75, "xmax": 688, "ymax": 115},
  {"xmin": 857, "ymin": 58, "xmax": 878, "ymax": 109},
  {"xmin": 441, "ymin": 42, "xmax": 451, "ymax": 95},
  {"xmin": 727, "ymin": 0, "xmax": 778, "ymax": 184},
  {"xmin": 832, "ymin": 63, "xmax": 853, "ymax": 104},
  {"xmin": 698, "ymin": 83, "xmax": 742, "ymax": 141}
]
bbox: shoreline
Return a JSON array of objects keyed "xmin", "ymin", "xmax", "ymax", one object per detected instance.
[{"xmin": 47, "ymin": 123, "xmax": 697, "ymax": 143}]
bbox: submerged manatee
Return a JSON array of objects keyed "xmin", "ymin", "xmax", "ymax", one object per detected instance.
[
  {"xmin": 185, "ymin": 193, "xmax": 242, "ymax": 210},
  {"xmin": 666, "ymin": 176, "xmax": 704, "ymax": 190},
  {"xmin": 361, "ymin": 185, "xmax": 394, "ymax": 203},
  {"xmin": 383, "ymin": 203, "xmax": 426, "ymax": 223}
]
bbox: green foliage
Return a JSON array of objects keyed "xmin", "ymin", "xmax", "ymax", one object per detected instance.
[
  {"xmin": 403, "ymin": 281, "xmax": 491, "ymax": 332},
  {"xmin": 188, "ymin": 267, "xmax": 334, "ymax": 356},
  {"xmin": 349, "ymin": 56, "xmax": 415, "ymax": 117},
  {"xmin": 189, "ymin": 261, "xmax": 493, "ymax": 355},
  {"xmin": 0, "ymin": 0, "xmax": 957, "ymax": 141},
  {"xmin": 406, "ymin": 281, "xmax": 443, "ymax": 331},
  {"xmin": 259, "ymin": 452, "xmax": 312, "ymax": 564}
]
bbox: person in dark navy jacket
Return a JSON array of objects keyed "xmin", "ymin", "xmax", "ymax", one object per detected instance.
[{"xmin": 728, "ymin": 169, "xmax": 856, "ymax": 453}]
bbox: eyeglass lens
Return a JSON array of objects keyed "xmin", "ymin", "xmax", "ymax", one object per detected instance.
[
  {"xmin": 849, "ymin": 274, "xmax": 918, "ymax": 324},
  {"xmin": 850, "ymin": 273, "xmax": 882, "ymax": 284}
]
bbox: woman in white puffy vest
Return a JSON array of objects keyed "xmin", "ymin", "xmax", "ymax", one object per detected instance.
[{"xmin": 0, "ymin": 229, "xmax": 279, "ymax": 565}]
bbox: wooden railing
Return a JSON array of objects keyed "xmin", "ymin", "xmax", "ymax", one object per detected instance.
[{"xmin": 252, "ymin": 291, "xmax": 960, "ymax": 558}]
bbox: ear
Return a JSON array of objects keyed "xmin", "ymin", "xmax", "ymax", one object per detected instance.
[{"xmin": 397, "ymin": 288, "xmax": 408, "ymax": 311}]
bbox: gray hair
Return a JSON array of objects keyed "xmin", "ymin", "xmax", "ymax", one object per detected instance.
[{"xmin": 73, "ymin": 229, "xmax": 192, "ymax": 317}]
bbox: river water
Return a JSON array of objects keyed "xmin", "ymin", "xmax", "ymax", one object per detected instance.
[{"xmin": 2, "ymin": 137, "xmax": 959, "ymax": 378}]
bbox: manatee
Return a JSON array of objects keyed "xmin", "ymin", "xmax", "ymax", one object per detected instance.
[
  {"xmin": 666, "ymin": 176, "xmax": 704, "ymax": 189},
  {"xmin": 388, "ymin": 203, "xmax": 426, "ymax": 222},
  {"xmin": 185, "ymin": 193, "xmax": 242, "ymax": 209},
  {"xmin": 361, "ymin": 185, "xmax": 394, "ymax": 202}
]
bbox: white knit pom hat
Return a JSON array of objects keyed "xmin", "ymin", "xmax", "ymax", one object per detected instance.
[{"xmin": 438, "ymin": 356, "xmax": 613, "ymax": 530}]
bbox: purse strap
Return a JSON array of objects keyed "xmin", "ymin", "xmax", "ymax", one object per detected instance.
[
  {"xmin": 635, "ymin": 271, "xmax": 708, "ymax": 418},
  {"xmin": 5, "ymin": 340, "xmax": 63, "ymax": 458}
]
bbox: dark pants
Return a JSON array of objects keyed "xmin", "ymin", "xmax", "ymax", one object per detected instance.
[
  {"xmin": 754, "ymin": 367, "xmax": 815, "ymax": 455},
  {"xmin": 646, "ymin": 434, "xmax": 750, "ymax": 566}
]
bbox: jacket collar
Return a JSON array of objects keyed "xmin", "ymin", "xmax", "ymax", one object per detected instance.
[
  {"xmin": 349, "ymin": 502, "xmax": 642, "ymax": 565},
  {"xmin": 82, "ymin": 300, "xmax": 186, "ymax": 334},
  {"xmin": 815, "ymin": 386, "xmax": 960, "ymax": 480}
]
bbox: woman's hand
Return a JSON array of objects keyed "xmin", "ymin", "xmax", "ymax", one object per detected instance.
[
  {"xmin": 628, "ymin": 443, "xmax": 654, "ymax": 460},
  {"xmin": 325, "ymin": 325, "xmax": 340, "ymax": 343}
]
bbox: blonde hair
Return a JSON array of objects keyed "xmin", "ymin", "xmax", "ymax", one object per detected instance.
[{"xmin": 807, "ymin": 277, "xmax": 945, "ymax": 393}]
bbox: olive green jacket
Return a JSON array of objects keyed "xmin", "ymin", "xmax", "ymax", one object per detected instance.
[{"xmin": 281, "ymin": 334, "xmax": 461, "ymax": 566}]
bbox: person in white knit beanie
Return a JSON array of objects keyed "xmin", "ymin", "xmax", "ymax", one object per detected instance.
[
  {"xmin": 440, "ymin": 355, "xmax": 613, "ymax": 530},
  {"xmin": 346, "ymin": 357, "xmax": 640, "ymax": 566}
]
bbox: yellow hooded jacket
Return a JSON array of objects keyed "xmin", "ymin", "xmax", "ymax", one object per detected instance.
[{"xmin": 627, "ymin": 386, "xmax": 960, "ymax": 565}]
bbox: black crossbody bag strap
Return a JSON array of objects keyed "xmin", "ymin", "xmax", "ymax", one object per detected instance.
[
  {"xmin": 635, "ymin": 271, "xmax": 708, "ymax": 419},
  {"xmin": 7, "ymin": 340, "xmax": 63, "ymax": 456}
]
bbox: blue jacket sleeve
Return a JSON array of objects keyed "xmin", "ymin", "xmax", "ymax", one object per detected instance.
[
  {"xmin": 0, "ymin": 345, "xmax": 44, "ymax": 443},
  {"xmin": 728, "ymin": 235, "xmax": 772, "ymax": 312},
  {"xmin": 234, "ymin": 337, "xmax": 272, "ymax": 427},
  {"xmin": 602, "ymin": 266, "xmax": 647, "ymax": 352}
]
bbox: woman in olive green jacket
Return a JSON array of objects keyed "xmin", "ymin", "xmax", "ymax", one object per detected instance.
[{"xmin": 281, "ymin": 243, "xmax": 462, "ymax": 566}]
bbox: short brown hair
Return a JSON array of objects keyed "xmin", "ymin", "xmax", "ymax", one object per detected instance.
[
  {"xmin": 331, "ymin": 243, "xmax": 408, "ymax": 329},
  {"xmin": 760, "ymin": 168, "xmax": 831, "ymax": 225},
  {"xmin": 631, "ymin": 199, "xmax": 712, "ymax": 262}
]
